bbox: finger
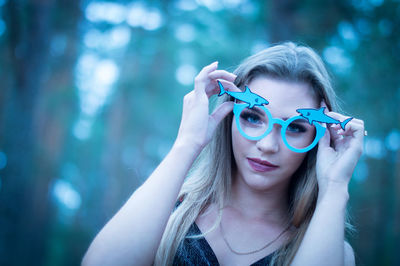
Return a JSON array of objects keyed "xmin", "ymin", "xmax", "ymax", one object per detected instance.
[
  {"xmin": 208, "ymin": 70, "xmax": 237, "ymax": 83},
  {"xmin": 317, "ymin": 124, "xmax": 333, "ymax": 160},
  {"xmin": 336, "ymin": 118, "xmax": 365, "ymax": 139},
  {"xmin": 203, "ymin": 79, "xmax": 241, "ymax": 99},
  {"xmin": 318, "ymin": 123, "xmax": 331, "ymax": 150},
  {"xmin": 323, "ymin": 111, "xmax": 355, "ymax": 130},
  {"xmin": 194, "ymin": 62, "xmax": 219, "ymax": 92},
  {"xmin": 216, "ymin": 79, "xmax": 241, "ymax": 93},
  {"xmin": 201, "ymin": 61, "xmax": 219, "ymax": 75},
  {"xmin": 210, "ymin": 101, "xmax": 234, "ymax": 126},
  {"xmin": 196, "ymin": 62, "xmax": 219, "ymax": 83},
  {"xmin": 335, "ymin": 118, "xmax": 365, "ymax": 165},
  {"xmin": 328, "ymin": 124, "xmax": 344, "ymax": 142},
  {"xmin": 324, "ymin": 111, "xmax": 348, "ymax": 120},
  {"xmin": 324, "ymin": 110, "xmax": 364, "ymax": 125},
  {"xmin": 321, "ymin": 111, "xmax": 352, "ymax": 142},
  {"xmin": 208, "ymin": 74, "xmax": 236, "ymax": 95}
]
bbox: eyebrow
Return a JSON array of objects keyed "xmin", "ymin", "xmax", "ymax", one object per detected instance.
[
  {"xmin": 245, "ymin": 105, "xmax": 311, "ymax": 124},
  {"xmin": 282, "ymin": 118, "xmax": 310, "ymax": 124},
  {"xmin": 249, "ymin": 107, "xmax": 265, "ymax": 116}
]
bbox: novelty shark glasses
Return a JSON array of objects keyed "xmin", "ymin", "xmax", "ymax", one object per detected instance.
[
  {"xmin": 233, "ymin": 103, "xmax": 325, "ymax": 152},
  {"xmin": 218, "ymin": 81, "xmax": 353, "ymax": 153}
]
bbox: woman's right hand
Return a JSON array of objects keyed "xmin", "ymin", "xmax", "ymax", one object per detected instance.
[
  {"xmin": 83, "ymin": 65, "xmax": 239, "ymax": 266},
  {"xmin": 175, "ymin": 61, "xmax": 238, "ymax": 152}
]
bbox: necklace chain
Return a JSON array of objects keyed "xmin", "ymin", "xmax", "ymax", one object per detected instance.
[{"xmin": 220, "ymin": 222, "xmax": 290, "ymax": 255}]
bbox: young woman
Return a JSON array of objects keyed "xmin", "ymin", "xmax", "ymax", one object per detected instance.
[{"xmin": 83, "ymin": 42, "xmax": 364, "ymax": 266}]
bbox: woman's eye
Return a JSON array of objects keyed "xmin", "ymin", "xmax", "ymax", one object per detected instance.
[
  {"xmin": 287, "ymin": 123, "xmax": 307, "ymax": 133},
  {"xmin": 240, "ymin": 111, "xmax": 262, "ymax": 125}
]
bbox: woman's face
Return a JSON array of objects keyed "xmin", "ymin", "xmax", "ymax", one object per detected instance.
[{"xmin": 231, "ymin": 76, "xmax": 319, "ymax": 191}]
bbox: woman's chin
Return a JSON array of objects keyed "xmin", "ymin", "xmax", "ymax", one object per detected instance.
[{"xmin": 241, "ymin": 174, "xmax": 281, "ymax": 192}]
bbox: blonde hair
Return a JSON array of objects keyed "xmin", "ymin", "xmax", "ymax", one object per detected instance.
[{"xmin": 155, "ymin": 42, "xmax": 350, "ymax": 265}]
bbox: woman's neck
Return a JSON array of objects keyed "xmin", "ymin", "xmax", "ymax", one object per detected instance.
[{"xmin": 227, "ymin": 173, "xmax": 290, "ymax": 225}]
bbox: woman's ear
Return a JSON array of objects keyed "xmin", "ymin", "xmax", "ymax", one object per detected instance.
[{"xmin": 320, "ymin": 99, "xmax": 330, "ymax": 112}]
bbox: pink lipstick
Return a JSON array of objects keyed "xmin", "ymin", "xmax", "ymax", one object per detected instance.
[{"xmin": 247, "ymin": 157, "xmax": 279, "ymax": 172}]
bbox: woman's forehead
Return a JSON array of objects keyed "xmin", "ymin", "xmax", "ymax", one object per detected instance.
[{"xmin": 248, "ymin": 77, "xmax": 318, "ymax": 111}]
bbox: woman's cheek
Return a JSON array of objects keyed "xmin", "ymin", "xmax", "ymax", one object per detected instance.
[{"xmin": 283, "ymin": 151, "xmax": 308, "ymax": 176}]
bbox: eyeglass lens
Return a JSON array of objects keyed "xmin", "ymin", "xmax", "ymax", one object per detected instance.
[{"xmin": 238, "ymin": 107, "xmax": 317, "ymax": 150}]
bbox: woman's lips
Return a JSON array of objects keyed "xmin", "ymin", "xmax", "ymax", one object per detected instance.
[{"xmin": 247, "ymin": 157, "xmax": 279, "ymax": 172}]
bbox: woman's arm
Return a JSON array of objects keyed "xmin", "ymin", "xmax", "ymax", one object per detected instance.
[
  {"xmin": 82, "ymin": 142, "xmax": 200, "ymax": 266},
  {"xmin": 291, "ymin": 183, "xmax": 354, "ymax": 266},
  {"xmin": 82, "ymin": 62, "xmax": 237, "ymax": 266},
  {"xmin": 291, "ymin": 111, "xmax": 364, "ymax": 266}
]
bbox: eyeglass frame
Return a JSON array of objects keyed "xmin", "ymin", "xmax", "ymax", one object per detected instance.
[{"xmin": 233, "ymin": 102, "xmax": 326, "ymax": 153}]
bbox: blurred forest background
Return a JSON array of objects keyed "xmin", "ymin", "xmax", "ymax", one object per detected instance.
[{"xmin": 0, "ymin": 0, "xmax": 399, "ymax": 265}]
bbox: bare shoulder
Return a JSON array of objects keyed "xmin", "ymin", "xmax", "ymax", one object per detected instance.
[{"xmin": 344, "ymin": 241, "xmax": 355, "ymax": 266}]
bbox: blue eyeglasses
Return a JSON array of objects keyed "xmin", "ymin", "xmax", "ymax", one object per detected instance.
[
  {"xmin": 217, "ymin": 80, "xmax": 352, "ymax": 153},
  {"xmin": 233, "ymin": 103, "xmax": 326, "ymax": 153}
]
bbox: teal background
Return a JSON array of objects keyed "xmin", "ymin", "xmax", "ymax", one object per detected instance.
[{"xmin": 0, "ymin": 0, "xmax": 399, "ymax": 265}]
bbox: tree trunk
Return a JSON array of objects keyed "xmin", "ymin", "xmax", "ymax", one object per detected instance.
[
  {"xmin": 266, "ymin": 0, "xmax": 297, "ymax": 43},
  {"xmin": 0, "ymin": 0, "xmax": 55, "ymax": 265}
]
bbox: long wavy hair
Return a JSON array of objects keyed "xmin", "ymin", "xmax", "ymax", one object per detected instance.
[{"xmin": 155, "ymin": 42, "xmax": 350, "ymax": 265}]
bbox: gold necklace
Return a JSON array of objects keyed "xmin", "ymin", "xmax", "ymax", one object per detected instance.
[{"xmin": 220, "ymin": 222, "xmax": 290, "ymax": 255}]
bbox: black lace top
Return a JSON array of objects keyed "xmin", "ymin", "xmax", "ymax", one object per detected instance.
[{"xmin": 172, "ymin": 222, "xmax": 274, "ymax": 265}]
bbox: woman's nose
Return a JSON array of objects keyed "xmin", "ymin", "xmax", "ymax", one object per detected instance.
[{"xmin": 255, "ymin": 127, "xmax": 280, "ymax": 153}]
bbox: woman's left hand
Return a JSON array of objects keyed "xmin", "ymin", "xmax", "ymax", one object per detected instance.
[{"xmin": 316, "ymin": 106, "xmax": 365, "ymax": 198}]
